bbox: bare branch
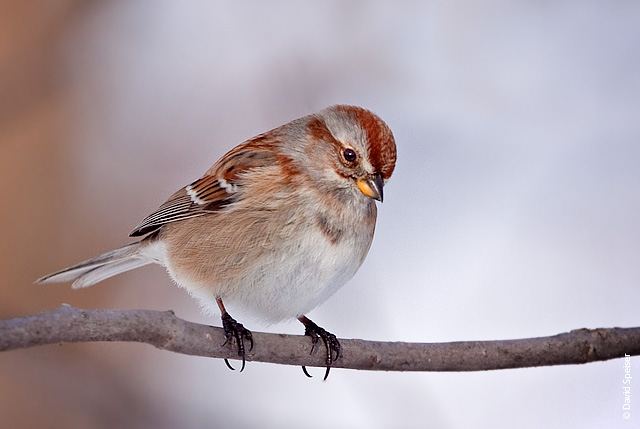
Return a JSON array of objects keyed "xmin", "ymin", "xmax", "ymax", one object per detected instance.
[{"xmin": 1, "ymin": 305, "xmax": 637, "ymax": 372}]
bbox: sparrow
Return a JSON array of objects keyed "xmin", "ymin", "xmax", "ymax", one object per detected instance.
[{"xmin": 37, "ymin": 105, "xmax": 397, "ymax": 379}]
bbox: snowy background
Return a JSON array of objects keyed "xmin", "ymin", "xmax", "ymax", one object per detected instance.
[{"xmin": 1, "ymin": 2, "xmax": 638, "ymax": 428}]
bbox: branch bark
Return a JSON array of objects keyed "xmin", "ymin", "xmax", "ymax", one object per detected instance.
[{"xmin": 1, "ymin": 305, "xmax": 637, "ymax": 372}]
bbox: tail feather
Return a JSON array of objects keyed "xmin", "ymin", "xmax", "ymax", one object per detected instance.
[{"xmin": 36, "ymin": 241, "xmax": 159, "ymax": 289}]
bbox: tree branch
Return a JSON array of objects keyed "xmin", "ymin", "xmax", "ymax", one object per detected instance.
[{"xmin": 1, "ymin": 305, "xmax": 637, "ymax": 372}]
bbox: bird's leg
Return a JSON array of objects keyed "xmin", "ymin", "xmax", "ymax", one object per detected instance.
[
  {"xmin": 216, "ymin": 297, "xmax": 253, "ymax": 372},
  {"xmin": 298, "ymin": 315, "xmax": 341, "ymax": 380}
]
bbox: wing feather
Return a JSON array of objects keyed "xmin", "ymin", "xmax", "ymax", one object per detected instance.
[{"xmin": 129, "ymin": 137, "xmax": 278, "ymax": 237}]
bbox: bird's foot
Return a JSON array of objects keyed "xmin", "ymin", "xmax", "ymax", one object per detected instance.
[
  {"xmin": 298, "ymin": 316, "xmax": 341, "ymax": 380},
  {"xmin": 221, "ymin": 312, "xmax": 253, "ymax": 372}
]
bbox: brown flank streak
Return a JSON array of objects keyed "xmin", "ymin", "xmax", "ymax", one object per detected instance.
[{"xmin": 315, "ymin": 214, "xmax": 343, "ymax": 245}]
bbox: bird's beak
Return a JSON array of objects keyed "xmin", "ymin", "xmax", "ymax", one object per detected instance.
[{"xmin": 356, "ymin": 174, "xmax": 384, "ymax": 202}]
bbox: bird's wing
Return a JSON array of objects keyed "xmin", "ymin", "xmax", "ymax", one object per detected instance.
[{"xmin": 129, "ymin": 137, "xmax": 278, "ymax": 237}]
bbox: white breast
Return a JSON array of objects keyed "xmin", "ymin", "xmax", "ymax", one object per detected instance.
[
  {"xmin": 226, "ymin": 223, "xmax": 371, "ymax": 323},
  {"xmin": 166, "ymin": 215, "xmax": 374, "ymax": 324}
]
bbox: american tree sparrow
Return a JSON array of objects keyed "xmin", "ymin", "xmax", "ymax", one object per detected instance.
[{"xmin": 37, "ymin": 105, "xmax": 397, "ymax": 379}]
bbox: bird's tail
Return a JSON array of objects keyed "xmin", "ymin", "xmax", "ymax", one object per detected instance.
[{"xmin": 36, "ymin": 240, "xmax": 163, "ymax": 289}]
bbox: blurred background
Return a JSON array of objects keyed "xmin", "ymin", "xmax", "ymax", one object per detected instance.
[{"xmin": 1, "ymin": 1, "xmax": 639, "ymax": 428}]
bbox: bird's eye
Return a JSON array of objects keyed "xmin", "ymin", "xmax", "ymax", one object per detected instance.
[{"xmin": 343, "ymin": 148, "xmax": 357, "ymax": 162}]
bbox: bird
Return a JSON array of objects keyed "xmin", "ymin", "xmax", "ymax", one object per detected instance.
[{"xmin": 37, "ymin": 104, "xmax": 397, "ymax": 379}]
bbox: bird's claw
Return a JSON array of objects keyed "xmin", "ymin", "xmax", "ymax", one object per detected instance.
[
  {"xmin": 299, "ymin": 317, "xmax": 341, "ymax": 380},
  {"xmin": 221, "ymin": 313, "xmax": 253, "ymax": 372}
]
